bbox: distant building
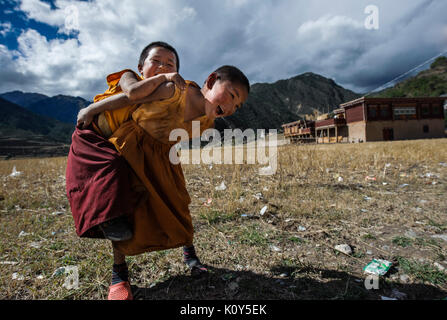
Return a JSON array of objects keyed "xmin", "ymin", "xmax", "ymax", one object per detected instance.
[
  {"xmin": 282, "ymin": 120, "xmax": 315, "ymax": 143},
  {"xmin": 283, "ymin": 97, "xmax": 446, "ymax": 143}
]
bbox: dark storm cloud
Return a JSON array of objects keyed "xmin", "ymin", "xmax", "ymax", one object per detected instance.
[{"xmin": 0, "ymin": 0, "xmax": 446, "ymax": 98}]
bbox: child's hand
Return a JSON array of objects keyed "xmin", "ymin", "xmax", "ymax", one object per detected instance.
[
  {"xmin": 164, "ymin": 72, "xmax": 186, "ymax": 90},
  {"xmin": 77, "ymin": 106, "xmax": 94, "ymax": 128}
]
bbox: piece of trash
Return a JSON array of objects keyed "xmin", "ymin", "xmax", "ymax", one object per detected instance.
[
  {"xmin": 29, "ymin": 242, "xmax": 42, "ymax": 249},
  {"xmin": 423, "ymin": 173, "xmax": 439, "ymax": 178},
  {"xmin": 431, "ymin": 234, "xmax": 447, "ymax": 242},
  {"xmin": 337, "ymin": 176, "xmax": 344, "ymax": 182},
  {"xmin": 18, "ymin": 231, "xmax": 31, "ymax": 237},
  {"xmin": 390, "ymin": 288, "xmax": 407, "ymax": 300},
  {"xmin": 363, "ymin": 259, "xmax": 392, "ymax": 276},
  {"xmin": 36, "ymin": 275, "xmax": 44, "ymax": 280},
  {"xmin": 9, "ymin": 166, "xmax": 22, "ymax": 177},
  {"xmin": 433, "ymin": 262, "xmax": 445, "ymax": 272},
  {"xmin": 399, "ymin": 173, "xmax": 407, "ymax": 178},
  {"xmin": 431, "ymin": 181, "xmax": 438, "ymax": 185},
  {"xmin": 366, "ymin": 250, "xmax": 373, "ymax": 255},
  {"xmin": 51, "ymin": 230, "xmax": 64, "ymax": 236},
  {"xmin": 404, "ymin": 230, "xmax": 417, "ymax": 239},
  {"xmin": 399, "ymin": 274, "xmax": 410, "ymax": 283},
  {"xmin": 52, "ymin": 267, "xmax": 66, "ymax": 277},
  {"xmin": 253, "ymin": 193, "xmax": 263, "ymax": 200},
  {"xmin": 365, "ymin": 176, "xmax": 376, "ymax": 181},
  {"xmin": 259, "ymin": 205, "xmax": 268, "ymax": 216},
  {"xmin": 0, "ymin": 261, "xmax": 18, "ymax": 265},
  {"xmin": 263, "ymin": 186, "xmax": 269, "ymax": 191},
  {"xmin": 398, "ymin": 184, "xmax": 409, "ymax": 188},
  {"xmin": 361, "ymin": 209, "xmax": 368, "ymax": 213},
  {"xmin": 381, "ymin": 296, "xmax": 398, "ymax": 301},
  {"xmin": 334, "ymin": 244, "xmax": 352, "ymax": 255},
  {"xmin": 298, "ymin": 226, "xmax": 306, "ymax": 232},
  {"xmin": 12, "ymin": 273, "xmax": 24, "ymax": 281},
  {"xmin": 209, "ymin": 165, "xmax": 213, "ymax": 169},
  {"xmin": 228, "ymin": 281, "xmax": 239, "ymax": 291},
  {"xmin": 215, "ymin": 181, "xmax": 227, "ymax": 191},
  {"xmin": 269, "ymin": 245, "xmax": 281, "ymax": 252},
  {"xmin": 439, "ymin": 162, "xmax": 447, "ymax": 167},
  {"xmin": 52, "ymin": 211, "xmax": 64, "ymax": 216},
  {"xmin": 202, "ymin": 198, "xmax": 212, "ymax": 207},
  {"xmin": 382, "ymin": 182, "xmax": 388, "ymax": 186},
  {"xmin": 363, "ymin": 196, "xmax": 372, "ymax": 201}
]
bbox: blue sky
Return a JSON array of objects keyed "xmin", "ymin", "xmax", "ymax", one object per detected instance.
[
  {"xmin": 1, "ymin": 0, "xmax": 71, "ymax": 50},
  {"xmin": 1, "ymin": 0, "xmax": 446, "ymax": 100}
]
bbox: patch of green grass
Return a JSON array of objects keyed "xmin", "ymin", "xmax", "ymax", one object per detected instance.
[
  {"xmin": 362, "ymin": 234, "xmax": 376, "ymax": 241},
  {"xmin": 199, "ymin": 210, "xmax": 237, "ymax": 224},
  {"xmin": 239, "ymin": 226, "xmax": 268, "ymax": 247},
  {"xmin": 428, "ymin": 219, "xmax": 447, "ymax": 231},
  {"xmin": 414, "ymin": 237, "xmax": 441, "ymax": 248},
  {"xmin": 288, "ymin": 236, "xmax": 305, "ymax": 244},
  {"xmin": 352, "ymin": 251, "xmax": 365, "ymax": 258},
  {"xmin": 392, "ymin": 236, "xmax": 413, "ymax": 247},
  {"xmin": 397, "ymin": 257, "xmax": 447, "ymax": 285}
]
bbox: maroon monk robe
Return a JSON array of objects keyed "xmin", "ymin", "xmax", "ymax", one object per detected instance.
[{"xmin": 66, "ymin": 124, "xmax": 142, "ymax": 238}]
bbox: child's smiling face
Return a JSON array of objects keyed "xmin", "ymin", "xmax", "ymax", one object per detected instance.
[
  {"xmin": 139, "ymin": 46, "xmax": 178, "ymax": 78},
  {"xmin": 204, "ymin": 76, "xmax": 249, "ymax": 119}
]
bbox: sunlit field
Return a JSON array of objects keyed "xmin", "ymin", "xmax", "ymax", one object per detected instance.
[{"xmin": 1, "ymin": 138, "xmax": 446, "ymax": 299}]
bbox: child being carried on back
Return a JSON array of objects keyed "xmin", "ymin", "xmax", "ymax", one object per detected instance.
[{"xmin": 67, "ymin": 41, "xmax": 250, "ymax": 300}]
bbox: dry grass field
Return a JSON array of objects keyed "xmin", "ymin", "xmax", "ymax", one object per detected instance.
[{"xmin": 0, "ymin": 138, "xmax": 446, "ymax": 300}]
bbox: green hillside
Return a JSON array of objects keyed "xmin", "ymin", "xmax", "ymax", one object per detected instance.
[
  {"xmin": 0, "ymin": 97, "xmax": 75, "ymax": 143},
  {"xmin": 374, "ymin": 56, "xmax": 447, "ymax": 98}
]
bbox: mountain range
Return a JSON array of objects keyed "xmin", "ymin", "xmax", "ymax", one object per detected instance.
[{"xmin": 1, "ymin": 56, "xmax": 446, "ymax": 156}]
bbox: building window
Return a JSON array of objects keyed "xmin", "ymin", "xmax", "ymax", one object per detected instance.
[
  {"xmin": 423, "ymin": 125, "xmax": 429, "ymax": 133},
  {"xmin": 379, "ymin": 104, "xmax": 391, "ymax": 119},
  {"xmin": 368, "ymin": 105, "xmax": 378, "ymax": 120},
  {"xmin": 393, "ymin": 105, "xmax": 417, "ymax": 120},
  {"xmin": 393, "ymin": 107, "xmax": 416, "ymax": 115},
  {"xmin": 421, "ymin": 104, "xmax": 430, "ymax": 117},
  {"xmin": 432, "ymin": 104, "xmax": 441, "ymax": 116}
]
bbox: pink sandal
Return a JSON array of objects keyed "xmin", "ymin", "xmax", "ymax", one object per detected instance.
[{"xmin": 108, "ymin": 281, "xmax": 133, "ymax": 300}]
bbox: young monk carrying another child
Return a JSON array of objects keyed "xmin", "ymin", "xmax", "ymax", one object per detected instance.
[{"xmin": 67, "ymin": 41, "xmax": 250, "ymax": 300}]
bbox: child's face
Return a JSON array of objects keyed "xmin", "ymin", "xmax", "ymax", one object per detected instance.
[
  {"xmin": 204, "ymin": 77, "xmax": 248, "ymax": 119},
  {"xmin": 139, "ymin": 46, "xmax": 177, "ymax": 78}
]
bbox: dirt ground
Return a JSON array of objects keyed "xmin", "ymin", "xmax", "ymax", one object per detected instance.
[{"xmin": 0, "ymin": 138, "xmax": 446, "ymax": 300}]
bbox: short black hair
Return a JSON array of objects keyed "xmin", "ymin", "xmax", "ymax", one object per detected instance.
[
  {"xmin": 213, "ymin": 65, "xmax": 250, "ymax": 94},
  {"xmin": 138, "ymin": 41, "xmax": 180, "ymax": 71}
]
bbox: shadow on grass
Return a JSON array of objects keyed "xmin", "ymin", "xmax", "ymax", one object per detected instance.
[{"xmin": 131, "ymin": 264, "xmax": 447, "ymax": 300}]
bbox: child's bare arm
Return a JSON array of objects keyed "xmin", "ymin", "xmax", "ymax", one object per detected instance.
[
  {"xmin": 77, "ymin": 82, "xmax": 176, "ymax": 128},
  {"xmin": 119, "ymin": 71, "xmax": 185, "ymax": 102}
]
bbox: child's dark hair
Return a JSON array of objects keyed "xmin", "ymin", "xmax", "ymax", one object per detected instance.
[
  {"xmin": 213, "ymin": 65, "xmax": 250, "ymax": 93},
  {"xmin": 138, "ymin": 41, "xmax": 180, "ymax": 71}
]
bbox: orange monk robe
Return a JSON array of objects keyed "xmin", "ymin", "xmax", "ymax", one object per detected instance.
[{"xmin": 94, "ymin": 70, "xmax": 214, "ymax": 256}]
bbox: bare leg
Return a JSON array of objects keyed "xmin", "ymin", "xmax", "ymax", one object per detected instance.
[{"xmin": 112, "ymin": 243, "xmax": 126, "ymax": 265}]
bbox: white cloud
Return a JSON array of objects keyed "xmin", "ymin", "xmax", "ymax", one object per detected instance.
[
  {"xmin": 0, "ymin": 22, "xmax": 13, "ymax": 36},
  {"xmin": 0, "ymin": 0, "xmax": 446, "ymax": 99}
]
